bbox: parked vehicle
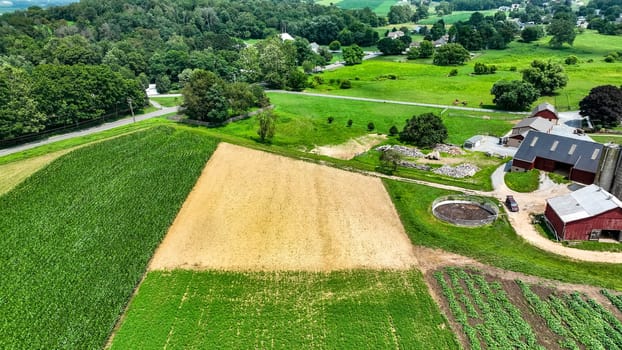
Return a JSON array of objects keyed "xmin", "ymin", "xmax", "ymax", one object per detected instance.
[{"xmin": 505, "ymin": 195, "xmax": 519, "ymax": 212}]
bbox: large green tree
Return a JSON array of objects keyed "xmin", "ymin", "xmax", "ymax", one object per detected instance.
[
  {"xmin": 522, "ymin": 60, "xmax": 568, "ymax": 95},
  {"xmin": 399, "ymin": 113, "xmax": 448, "ymax": 148},
  {"xmin": 547, "ymin": 9, "xmax": 577, "ymax": 48},
  {"xmin": 491, "ymin": 80, "xmax": 539, "ymax": 111},
  {"xmin": 181, "ymin": 69, "xmax": 229, "ymax": 122},
  {"xmin": 377, "ymin": 37, "xmax": 407, "ymax": 55},
  {"xmin": 342, "ymin": 44, "xmax": 365, "ymax": 65},
  {"xmin": 432, "ymin": 43, "xmax": 470, "ymax": 66},
  {"xmin": 579, "ymin": 85, "xmax": 622, "ymax": 128},
  {"xmin": 0, "ymin": 66, "xmax": 46, "ymax": 140}
]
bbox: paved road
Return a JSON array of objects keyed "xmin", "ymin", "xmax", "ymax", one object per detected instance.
[
  {"xmin": 0, "ymin": 106, "xmax": 178, "ymax": 158},
  {"xmin": 269, "ymin": 90, "xmax": 531, "ymax": 115}
]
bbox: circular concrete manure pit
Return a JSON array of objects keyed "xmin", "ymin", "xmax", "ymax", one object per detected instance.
[{"xmin": 432, "ymin": 196, "xmax": 498, "ymax": 227}]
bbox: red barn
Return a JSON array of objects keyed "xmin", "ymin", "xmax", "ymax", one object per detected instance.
[
  {"xmin": 544, "ymin": 184, "xmax": 622, "ymax": 241},
  {"xmin": 511, "ymin": 131, "xmax": 603, "ymax": 185},
  {"xmin": 530, "ymin": 102, "xmax": 559, "ymax": 124}
]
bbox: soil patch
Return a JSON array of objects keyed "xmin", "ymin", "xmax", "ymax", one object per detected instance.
[
  {"xmin": 434, "ymin": 202, "xmax": 494, "ymax": 221},
  {"xmin": 149, "ymin": 142, "xmax": 417, "ymax": 271},
  {"xmin": 310, "ymin": 134, "xmax": 386, "ymax": 160}
]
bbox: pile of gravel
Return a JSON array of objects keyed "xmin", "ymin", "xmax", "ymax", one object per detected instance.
[
  {"xmin": 376, "ymin": 145, "xmax": 425, "ymax": 158},
  {"xmin": 434, "ymin": 144, "xmax": 465, "ymax": 156},
  {"xmin": 398, "ymin": 161, "xmax": 432, "ymax": 171},
  {"xmin": 433, "ymin": 163, "xmax": 480, "ymax": 178}
]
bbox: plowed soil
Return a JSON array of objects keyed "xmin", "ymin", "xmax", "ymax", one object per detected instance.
[{"xmin": 149, "ymin": 143, "xmax": 417, "ymax": 271}]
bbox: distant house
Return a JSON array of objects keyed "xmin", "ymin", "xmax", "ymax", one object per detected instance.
[
  {"xmin": 530, "ymin": 102, "xmax": 559, "ymax": 124},
  {"xmin": 309, "ymin": 42, "xmax": 320, "ymax": 53},
  {"xmin": 544, "ymin": 184, "xmax": 622, "ymax": 241},
  {"xmin": 498, "ymin": 6, "xmax": 511, "ymax": 11},
  {"xmin": 433, "ymin": 35, "xmax": 449, "ymax": 47},
  {"xmin": 279, "ymin": 33, "xmax": 295, "ymax": 41},
  {"xmin": 507, "ymin": 117, "xmax": 554, "ymax": 147},
  {"xmin": 387, "ymin": 31, "xmax": 405, "ymax": 40},
  {"xmin": 511, "ymin": 131, "xmax": 603, "ymax": 184}
]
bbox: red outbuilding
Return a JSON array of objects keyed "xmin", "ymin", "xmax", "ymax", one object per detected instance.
[
  {"xmin": 544, "ymin": 184, "xmax": 622, "ymax": 241},
  {"xmin": 530, "ymin": 102, "xmax": 559, "ymax": 124}
]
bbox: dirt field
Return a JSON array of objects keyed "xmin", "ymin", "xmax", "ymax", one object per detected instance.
[
  {"xmin": 309, "ymin": 134, "xmax": 386, "ymax": 160},
  {"xmin": 149, "ymin": 142, "xmax": 417, "ymax": 271}
]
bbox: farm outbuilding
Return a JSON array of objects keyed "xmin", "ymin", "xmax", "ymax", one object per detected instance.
[
  {"xmin": 530, "ymin": 102, "xmax": 559, "ymax": 124},
  {"xmin": 507, "ymin": 117, "xmax": 554, "ymax": 147},
  {"xmin": 511, "ymin": 131, "xmax": 603, "ymax": 184},
  {"xmin": 544, "ymin": 184, "xmax": 622, "ymax": 241},
  {"xmin": 464, "ymin": 135, "xmax": 484, "ymax": 149}
]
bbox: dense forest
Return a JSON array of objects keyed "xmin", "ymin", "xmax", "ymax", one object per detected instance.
[{"xmin": 0, "ymin": 0, "xmax": 384, "ymax": 141}]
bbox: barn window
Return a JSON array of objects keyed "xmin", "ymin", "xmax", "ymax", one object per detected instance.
[
  {"xmin": 591, "ymin": 149, "xmax": 600, "ymax": 160},
  {"xmin": 550, "ymin": 141, "xmax": 559, "ymax": 151},
  {"xmin": 530, "ymin": 136, "xmax": 539, "ymax": 147},
  {"xmin": 568, "ymin": 144, "xmax": 576, "ymax": 155}
]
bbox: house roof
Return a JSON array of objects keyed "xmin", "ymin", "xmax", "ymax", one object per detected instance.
[
  {"xmin": 512, "ymin": 117, "xmax": 554, "ymax": 132},
  {"xmin": 279, "ymin": 33, "xmax": 294, "ymax": 41},
  {"xmin": 513, "ymin": 131, "xmax": 603, "ymax": 173},
  {"xmin": 531, "ymin": 102, "xmax": 558, "ymax": 118},
  {"xmin": 387, "ymin": 31, "xmax": 404, "ymax": 39},
  {"xmin": 547, "ymin": 184, "xmax": 622, "ymax": 223}
]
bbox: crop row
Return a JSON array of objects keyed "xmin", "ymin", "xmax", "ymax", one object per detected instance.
[
  {"xmin": 520, "ymin": 281, "xmax": 622, "ymax": 350},
  {"xmin": 602, "ymin": 289, "xmax": 622, "ymax": 313},
  {"xmin": 0, "ymin": 127, "xmax": 219, "ymax": 348},
  {"xmin": 434, "ymin": 267, "xmax": 543, "ymax": 350}
]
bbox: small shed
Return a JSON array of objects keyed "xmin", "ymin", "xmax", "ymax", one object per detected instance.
[
  {"xmin": 464, "ymin": 135, "xmax": 484, "ymax": 149},
  {"xmin": 530, "ymin": 102, "xmax": 559, "ymax": 124},
  {"xmin": 544, "ymin": 184, "xmax": 622, "ymax": 241}
]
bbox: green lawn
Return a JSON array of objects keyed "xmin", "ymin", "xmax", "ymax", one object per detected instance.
[
  {"xmin": 384, "ymin": 179, "xmax": 622, "ymax": 290},
  {"xmin": 0, "ymin": 126, "xmax": 219, "ymax": 348},
  {"xmin": 590, "ymin": 134, "xmax": 622, "ymax": 144},
  {"xmin": 110, "ymin": 270, "xmax": 459, "ymax": 349},
  {"xmin": 308, "ymin": 31, "xmax": 622, "ymax": 111},
  {"xmin": 150, "ymin": 96, "xmax": 182, "ymax": 107},
  {"xmin": 505, "ymin": 169, "xmax": 540, "ymax": 192}
]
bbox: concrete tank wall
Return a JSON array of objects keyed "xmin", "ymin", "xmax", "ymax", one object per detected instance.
[
  {"xmin": 596, "ymin": 143, "xmax": 620, "ymax": 192},
  {"xmin": 609, "ymin": 145, "xmax": 622, "ymax": 199}
]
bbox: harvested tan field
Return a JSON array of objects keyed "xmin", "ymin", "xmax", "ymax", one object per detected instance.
[
  {"xmin": 149, "ymin": 143, "xmax": 417, "ymax": 271},
  {"xmin": 0, "ymin": 149, "xmax": 72, "ymax": 195},
  {"xmin": 309, "ymin": 134, "xmax": 386, "ymax": 160}
]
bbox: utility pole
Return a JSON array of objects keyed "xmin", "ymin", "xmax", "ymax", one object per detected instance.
[{"xmin": 127, "ymin": 98, "xmax": 135, "ymax": 123}]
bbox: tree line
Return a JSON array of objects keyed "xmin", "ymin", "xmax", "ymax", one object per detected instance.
[{"xmin": 0, "ymin": 64, "xmax": 145, "ymax": 141}]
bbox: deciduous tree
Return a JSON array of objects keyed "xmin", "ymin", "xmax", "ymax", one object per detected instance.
[
  {"xmin": 579, "ymin": 85, "xmax": 622, "ymax": 128},
  {"xmin": 491, "ymin": 80, "xmax": 539, "ymax": 111},
  {"xmin": 433, "ymin": 43, "xmax": 470, "ymax": 65},
  {"xmin": 521, "ymin": 60, "xmax": 568, "ymax": 95},
  {"xmin": 181, "ymin": 69, "xmax": 229, "ymax": 122},
  {"xmin": 399, "ymin": 113, "xmax": 448, "ymax": 148},
  {"xmin": 342, "ymin": 44, "xmax": 365, "ymax": 65},
  {"xmin": 257, "ymin": 109, "xmax": 277, "ymax": 142}
]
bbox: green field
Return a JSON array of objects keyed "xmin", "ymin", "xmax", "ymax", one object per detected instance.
[
  {"xmin": 0, "ymin": 126, "xmax": 219, "ymax": 348},
  {"xmin": 110, "ymin": 269, "xmax": 459, "ymax": 349},
  {"xmin": 384, "ymin": 179, "xmax": 622, "ymax": 290},
  {"xmin": 150, "ymin": 96, "xmax": 182, "ymax": 107},
  {"xmin": 418, "ymin": 10, "xmax": 497, "ymax": 25},
  {"xmin": 317, "ymin": 0, "xmax": 398, "ymax": 14},
  {"xmin": 309, "ymin": 31, "xmax": 622, "ymax": 111}
]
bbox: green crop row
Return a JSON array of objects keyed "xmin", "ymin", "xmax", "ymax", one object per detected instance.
[
  {"xmin": 602, "ymin": 290, "xmax": 622, "ymax": 312},
  {"xmin": 435, "ymin": 268, "xmax": 542, "ymax": 350},
  {"xmin": 520, "ymin": 282, "xmax": 622, "ymax": 350},
  {"xmin": 0, "ymin": 126, "xmax": 219, "ymax": 348}
]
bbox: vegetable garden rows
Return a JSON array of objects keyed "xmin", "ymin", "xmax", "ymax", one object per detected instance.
[{"xmin": 434, "ymin": 267, "xmax": 622, "ymax": 350}]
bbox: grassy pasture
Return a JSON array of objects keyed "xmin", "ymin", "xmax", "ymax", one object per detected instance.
[
  {"xmin": 110, "ymin": 269, "xmax": 459, "ymax": 349},
  {"xmin": 418, "ymin": 10, "xmax": 497, "ymax": 25},
  {"xmin": 0, "ymin": 126, "xmax": 219, "ymax": 349},
  {"xmin": 150, "ymin": 96, "xmax": 182, "ymax": 107},
  {"xmin": 384, "ymin": 179, "xmax": 622, "ymax": 290},
  {"xmin": 310, "ymin": 31, "xmax": 622, "ymax": 111}
]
